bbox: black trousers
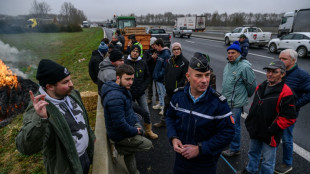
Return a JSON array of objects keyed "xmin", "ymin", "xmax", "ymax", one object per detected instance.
[{"xmin": 79, "ymin": 152, "xmax": 90, "ymax": 174}]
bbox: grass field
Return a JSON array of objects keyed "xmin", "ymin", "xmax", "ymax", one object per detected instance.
[{"xmin": 0, "ymin": 28, "xmax": 103, "ymax": 174}]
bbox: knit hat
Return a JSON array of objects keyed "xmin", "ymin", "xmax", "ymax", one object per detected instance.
[
  {"xmin": 98, "ymin": 41, "xmax": 108, "ymax": 54},
  {"xmin": 172, "ymin": 42, "xmax": 182, "ymax": 50},
  {"xmin": 227, "ymin": 41, "xmax": 241, "ymax": 53},
  {"xmin": 36, "ymin": 59, "xmax": 70, "ymax": 87},
  {"xmin": 150, "ymin": 37, "xmax": 157, "ymax": 45},
  {"xmin": 109, "ymin": 49, "xmax": 124, "ymax": 62},
  {"xmin": 131, "ymin": 44, "xmax": 141, "ymax": 56},
  {"xmin": 189, "ymin": 52, "xmax": 211, "ymax": 72}
]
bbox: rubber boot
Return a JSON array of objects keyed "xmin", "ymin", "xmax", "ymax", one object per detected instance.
[{"xmin": 144, "ymin": 123, "xmax": 158, "ymax": 139}]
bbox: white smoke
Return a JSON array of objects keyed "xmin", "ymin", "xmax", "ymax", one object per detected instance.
[{"xmin": 0, "ymin": 40, "xmax": 38, "ymax": 79}]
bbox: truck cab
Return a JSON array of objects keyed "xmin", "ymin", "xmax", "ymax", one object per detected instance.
[
  {"xmin": 278, "ymin": 12, "xmax": 294, "ymax": 37},
  {"xmin": 116, "ymin": 16, "xmax": 136, "ymax": 29}
]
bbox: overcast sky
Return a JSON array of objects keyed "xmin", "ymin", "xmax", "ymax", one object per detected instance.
[{"xmin": 1, "ymin": 0, "xmax": 309, "ymax": 21}]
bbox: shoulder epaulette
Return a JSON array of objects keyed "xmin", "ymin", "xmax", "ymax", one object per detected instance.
[
  {"xmin": 174, "ymin": 87, "xmax": 184, "ymax": 93},
  {"xmin": 213, "ymin": 91, "xmax": 227, "ymax": 102}
]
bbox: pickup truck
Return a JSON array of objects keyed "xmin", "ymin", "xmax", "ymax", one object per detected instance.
[
  {"xmin": 173, "ymin": 26, "xmax": 192, "ymax": 38},
  {"xmin": 147, "ymin": 28, "xmax": 171, "ymax": 48},
  {"xmin": 224, "ymin": 26, "xmax": 272, "ymax": 47}
]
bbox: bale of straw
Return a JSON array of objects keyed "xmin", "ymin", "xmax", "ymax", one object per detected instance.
[{"xmin": 80, "ymin": 91, "xmax": 98, "ymax": 111}]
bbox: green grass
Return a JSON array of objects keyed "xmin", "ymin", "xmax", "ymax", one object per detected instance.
[{"xmin": 0, "ymin": 28, "xmax": 103, "ymax": 174}]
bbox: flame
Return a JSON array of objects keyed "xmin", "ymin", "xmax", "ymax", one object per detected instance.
[{"xmin": 0, "ymin": 59, "xmax": 18, "ymax": 88}]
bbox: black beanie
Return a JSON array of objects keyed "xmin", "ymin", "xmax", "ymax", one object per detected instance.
[
  {"xmin": 130, "ymin": 44, "xmax": 141, "ymax": 56},
  {"xmin": 36, "ymin": 59, "xmax": 70, "ymax": 87},
  {"xmin": 109, "ymin": 49, "xmax": 124, "ymax": 62}
]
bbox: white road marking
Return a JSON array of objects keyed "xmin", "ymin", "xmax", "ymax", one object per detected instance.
[
  {"xmin": 185, "ymin": 40, "xmax": 195, "ymax": 43},
  {"xmin": 248, "ymin": 53, "xmax": 275, "ymax": 59},
  {"xmin": 242, "ymin": 112, "xmax": 310, "ymax": 162},
  {"xmin": 253, "ymin": 69, "xmax": 266, "ymax": 75}
]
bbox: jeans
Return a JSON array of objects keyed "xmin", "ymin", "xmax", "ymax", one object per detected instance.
[
  {"xmin": 155, "ymin": 81, "xmax": 166, "ymax": 107},
  {"xmin": 246, "ymin": 139, "xmax": 277, "ymax": 174},
  {"xmin": 133, "ymin": 94, "xmax": 151, "ymax": 124},
  {"xmin": 79, "ymin": 152, "xmax": 90, "ymax": 174},
  {"xmin": 230, "ymin": 107, "xmax": 242, "ymax": 152},
  {"xmin": 282, "ymin": 123, "xmax": 295, "ymax": 166}
]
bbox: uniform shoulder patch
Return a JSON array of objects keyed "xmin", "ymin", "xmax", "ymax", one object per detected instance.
[
  {"xmin": 212, "ymin": 91, "xmax": 227, "ymax": 102},
  {"xmin": 174, "ymin": 87, "xmax": 184, "ymax": 93}
]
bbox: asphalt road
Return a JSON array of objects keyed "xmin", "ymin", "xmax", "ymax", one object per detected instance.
[{"xmin": 104, "ymin": 28, "xmax": 310, "ymax": 174}]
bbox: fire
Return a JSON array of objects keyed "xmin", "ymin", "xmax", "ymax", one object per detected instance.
[{"xmin": 0, "ymin": 59, "xmax": 18, "ymax": 88}]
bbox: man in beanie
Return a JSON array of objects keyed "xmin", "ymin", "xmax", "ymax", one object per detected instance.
[
  {"xmin": 239, "ymin": 34, "xmax": 249, "ymax": 58},
  {"xmin": 153, "ymin": 42, "xmax": 189, "ymax": 128},
  {"xmin": 127, "ymin": 34, "xmax": 143, "ymax": 56},
  {"xmin": 221, "ymin": 41, "xmax": 256, "ymax": 157},
  {"xmin": 143, "ymin": 37, "xmax": 158, "ymax": 104},
  {"xmin": 16, "ymin": 59, "xmax": 96, "ymax": 174},
  {"xmin": 125, "ymin": 45, "xmax": 158, "ymax": 139},
  {"xmin": 166, "ymin": 52, "xmax": 235, "ymax": 174},
  {"xmin": 97, "ymin": 48, "xmax": 125, "ymax": 94},
  {"xmin": 243, "ymin": 60, "xmax": 296, "ymax": 174},
  {"xmin": 88, "ymin": 40, "xmax": 109, "ymax": 84}
]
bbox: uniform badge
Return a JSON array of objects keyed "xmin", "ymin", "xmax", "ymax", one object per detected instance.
[{"xmin": 197, "ymin": 63, "xmax": 200, "ymax": 67}]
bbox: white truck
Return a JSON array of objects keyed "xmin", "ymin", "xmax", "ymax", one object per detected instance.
[
  {"xmin": 278, "ymin": 8, "xmax": 310, "ymax": 37},
  {"xmin": 175, "ymin": 16, "xmax": 206, "ymax": 32},
  {"xmin": 224, "ymin": 26, "xmax": 272, "ymax": 47}
]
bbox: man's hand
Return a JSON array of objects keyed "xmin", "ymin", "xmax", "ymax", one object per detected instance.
[
  {"xmin": 172, "ymin": 138, "xmax": 184, "ymax": 154},
  {"xmin": 181, "ymin": 144, "xmax": 199, "ymax": 159},
  {"xmin": 29, "ymin": 90, "xmax": 48, "ymax": 119},
  {"xmin": 137, "ymin": 127, "xmax": 144, "ymax": 135}
]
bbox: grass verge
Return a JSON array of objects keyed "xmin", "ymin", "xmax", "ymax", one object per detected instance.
[{"xmin": 0, "ymin": 28, "xmax": 103, "ymax": 174}]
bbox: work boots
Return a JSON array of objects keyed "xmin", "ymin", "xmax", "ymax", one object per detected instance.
[{"xmin": 144, "ymin": 123, "xmax": 158, "ymax": 139}]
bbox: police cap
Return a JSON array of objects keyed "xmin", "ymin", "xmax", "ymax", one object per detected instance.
[{"xmin": 189, "ymin": 52, "xmax": 211, "ymax": 72}]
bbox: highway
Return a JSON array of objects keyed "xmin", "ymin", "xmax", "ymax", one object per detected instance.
[{"xmin": 104, "ymin": 28, "xmax": 310, "ymax": 173}]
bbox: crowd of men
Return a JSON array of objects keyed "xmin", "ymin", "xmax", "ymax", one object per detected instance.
[{"xmin": 15, "ymin": 31, "xmax": 310, "ymax": 174}]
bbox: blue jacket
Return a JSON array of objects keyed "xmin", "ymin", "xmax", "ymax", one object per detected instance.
[
  {"xmin": 240, "ymin": 38, "xmax": 249, "ymax": 58},
  {"xmin": 285, "ymin": 64, "xmax": 310, "ymax": 112},
  {"xmin": 153, "ymin": 48, "xmax": 171, "ymax": 82},
  {"xmin": 101, "ymin": 81, "xmax": 139, "ymax": 142},
  {"xmin": 166, "ymin": 83, "xmax": 235, "ymax": 166}
]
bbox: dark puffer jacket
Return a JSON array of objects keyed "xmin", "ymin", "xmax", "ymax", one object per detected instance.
[
  {"xmin": 88, "ymin": 50, "xmax": 104, "ymax": 84},
  {"xmin": 125, "ymin": 56, "xmax": 150, "ymax": 99},
  {"xmin": 153, "ymin": 48, "xmax": 171, "ymax": 82},
  {"xmin": 101, "ymin": 81, "xmax": 140, "ymax": 142},
  {"xmin": 245, "ymin": 80, "xmax": 296, "ymax": 147},
  {"xmin": 240, "ymin": 38, "xmax": 249, "ymax": 58},
  {"xmin": 164, "ymin": 54, "xmax": 189, "ymax": 96}
]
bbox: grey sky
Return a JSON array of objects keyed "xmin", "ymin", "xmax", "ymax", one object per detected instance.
[{"xmin": 1, "ymin": 0, "xmax": 309, "ymax": 21}]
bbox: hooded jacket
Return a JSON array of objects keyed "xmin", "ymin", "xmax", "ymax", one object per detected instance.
[
  {"xmin": 153, "ymin": 47, "xmax": 171, "ymax": 82},
  {"xmin": 97, "ymin": 58, "xmax": 117, "ymax": 94},
  {"xmin": 88, "ymin": 50, "xmax": 105, "ymax": 84},
  {"xmin": 100, "ymin": 81, "xmax": 140, "ymax": 142},
  {"xmin": 245, "ymin": 80, "xmax": 296, "ymax": 147},
  {"xmin": 222, "ymin": 56, "xmax": 256, "ymax": 108},
  {"xmin": 125, "ymin": 56, "xmax": 150, "ymax": 99},
  {"xmin": 164, "ymin": 54, "xmax": 189, "ymax": 96},
  {"xmin": 16, "ymin": 90, "xmax": 95, "ymax": 174},
  {"xmin": 240, "ymin": 38, "xmax": 249, "ymax": 58}
]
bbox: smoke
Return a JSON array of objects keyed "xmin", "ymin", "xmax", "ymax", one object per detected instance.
[{"xmin": 0, "ymin": 40, "xmax": 38, "ymax": 78}]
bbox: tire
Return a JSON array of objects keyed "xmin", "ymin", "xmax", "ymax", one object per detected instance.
[
  {"xmin": 225, "ymin": 37, "xmax": 230, "ymax": 45},
  {"xmin": 188, "ymin": 35, "xmax": 191, "ymax": 38},
  {"xmin": 297, "ymin": 46, "xmax": 308, "ymax": 58},
  {"xmin": 268, "ymin": 43, "xmax": 277, "ymax": 53}
]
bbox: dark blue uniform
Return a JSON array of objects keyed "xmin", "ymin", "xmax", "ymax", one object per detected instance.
[{"xmin": 166, "ymin": 83, "xmax": 235, "ymax": 174}]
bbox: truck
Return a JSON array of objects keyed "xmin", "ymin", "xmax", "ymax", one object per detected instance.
[
  {"xmin": 147, "ymin": 28, "xmax": 171, "ymax": 48},
  {"xmin": 82, "ymin": 21, "xmax": 90, "ymax": 28},
  {"xmin": 172, "ymin": 26, "xmax": 192, "ymax": 38},
  {"xmin": 175, "ymin": 16, "xmax": 206, "ymax": 32},
  {"xmin": 224, "ymin": 26, "xmax": 272, "ymax": 47},
  {"xmin": 116, "ymin": 16, "xmax": 151, "ymax": 52},
  {"xmin": 278, "ymin": 8, "xmax": 310, "ymax": 37}
]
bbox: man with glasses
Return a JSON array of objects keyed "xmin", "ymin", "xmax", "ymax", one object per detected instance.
[{"xmin": 154, "ymin": 42, "xmax": 189, "ymax": 128}]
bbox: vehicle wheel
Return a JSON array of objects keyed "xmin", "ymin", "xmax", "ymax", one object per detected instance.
[
  {"xmin": 180, "ymin": 34, "xmax": 183, "ymax": 38},
  {"xmin": 268, "ymin": 43, "xmax": 277, "ymax": 53},
  {"xmin": 173, "ymin": 33, "xmax": 175, "ymax": 38},
  {"xmin": 297, "ymin": 46, "xmax": 308, "ymax": 58},
  {"xmin": 225, "ymin": 37, "xmax": 230, "ymax": 45},
  {"xmin": 188, "ymin": 35, "xmax": 191, "ymax": 38}
]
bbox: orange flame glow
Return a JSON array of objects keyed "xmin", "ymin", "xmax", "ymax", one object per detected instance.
[{"xmin": 0, "ymin": 59, "xmax": 18, "ymax": 88}]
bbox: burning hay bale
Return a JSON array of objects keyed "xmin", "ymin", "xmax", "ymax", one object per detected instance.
[
  {"xmin": 0, "ymin": 60, "xmax": 39, "ymax": 128},
  {"xmin": 80, "ymin": 91, "xmax": 98, "ymax": 111}
]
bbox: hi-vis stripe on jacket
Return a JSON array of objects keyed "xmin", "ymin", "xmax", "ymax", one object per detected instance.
[{"xmin": 166, "ymin": 83, "xmax": 235, "ymax": 166}]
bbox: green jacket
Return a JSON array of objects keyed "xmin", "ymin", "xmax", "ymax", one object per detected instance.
[
  {"xmin": 222, "ymin": 56, "xmax": 256, "ymax": 108},
  {"xmin": 16, "ymin": 90, "xmax": 95, "ymax": 174}
]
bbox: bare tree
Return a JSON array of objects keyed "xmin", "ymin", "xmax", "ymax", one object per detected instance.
[
  {"xmin": 29, "ymin": 0, "xmax": 51, "ymax": 18},
  {"xmin": 59, "ymin": 2, "xmax": 86, "ymax": 25}
]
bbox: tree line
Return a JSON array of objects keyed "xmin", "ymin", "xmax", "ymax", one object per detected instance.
[{"xmin": 135, "ymin": 11, "xmax": 283, "ymax": 27}]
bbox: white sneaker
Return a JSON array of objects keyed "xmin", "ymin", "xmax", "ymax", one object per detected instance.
[
  {"xmin": 152, "ymin": 104, "xmax": 161, "ymax": 110},
  {"xmin": 159, "ymin": 108, "xmax": 164, "ymax": 115}
]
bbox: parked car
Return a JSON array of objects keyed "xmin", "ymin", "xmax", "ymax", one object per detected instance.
[
  {"xmin": 147, "ymin": 28, "xmax": 171, "ymax": 48},
  {"xmin": 224, "ymin": 26, "xmax": 272, "ymax": 47},
  {"xmin": 173, "ymin": 26, "xmax": 192, "ymax": 38},
  {"xmin": 268, "ymin": 32, "xmax": 310, "ymax": 58}
]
